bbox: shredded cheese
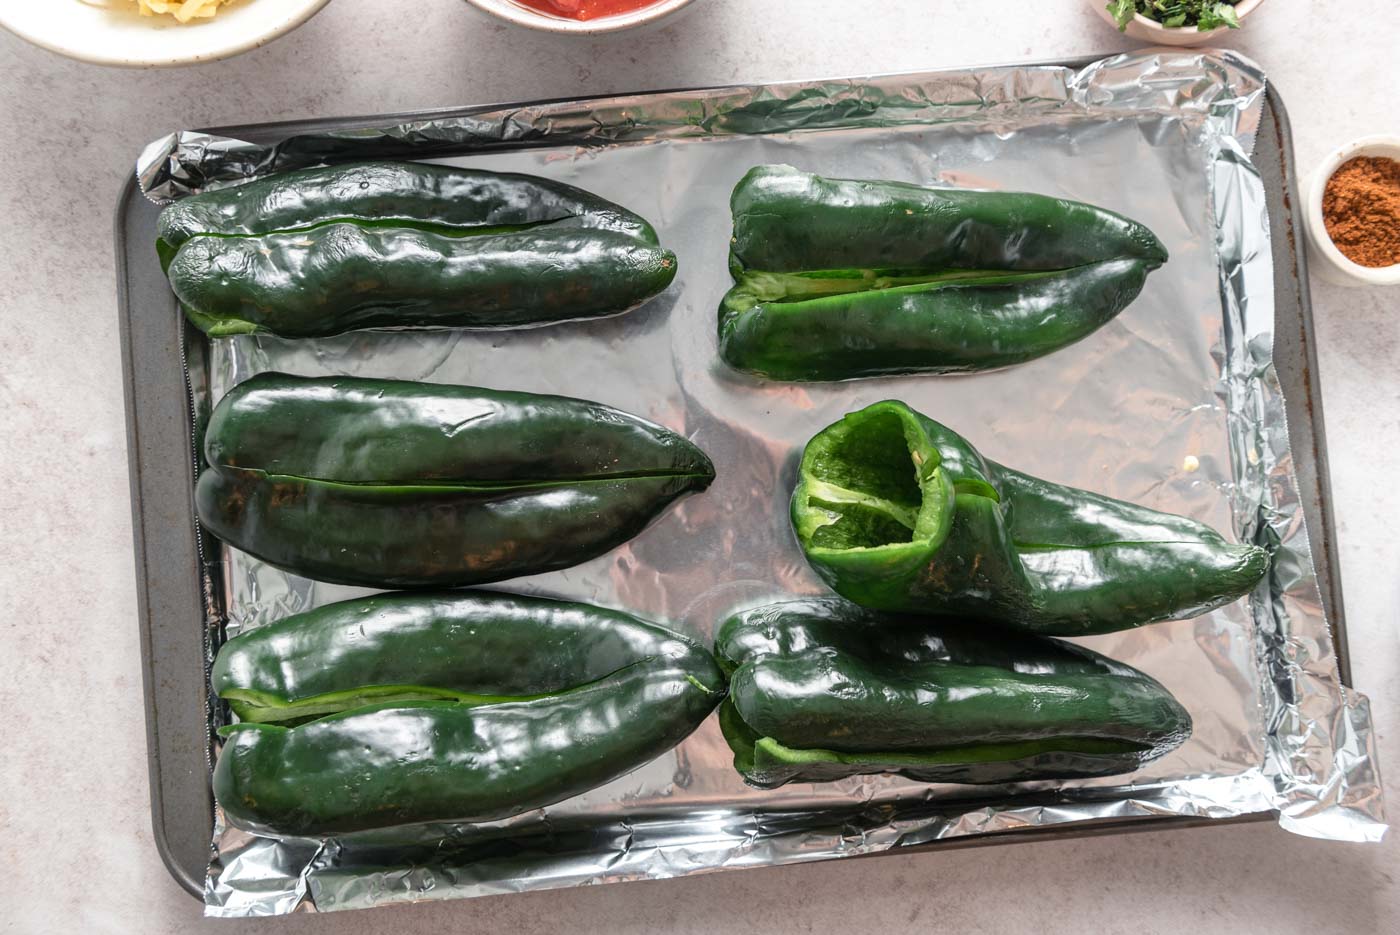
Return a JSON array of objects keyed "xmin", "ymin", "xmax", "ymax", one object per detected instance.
[
  {"xmin": 140, "ymin": 0, "xmax": 237, "ymax": 22},
  {"xmin": 85, "ymin": 0, "xmax": 240, "ymax": 23}
]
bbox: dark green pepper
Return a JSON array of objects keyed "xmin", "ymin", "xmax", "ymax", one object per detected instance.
[
  {"xmin": 719, "ymin": 165, "xmax": 1167, "ymax": 381},
  {"xmin": 159, "ymin": 161, "xmax": 677, "ymax": 337},
  {"xmin": 213, "ymin": 590, "xmax": 725, "ymax": 836},
  {"xmin": 213, "ymin": 589, "xmax": 716, "ymax": 724},
  {"xmin": 717, "ymin": 598, "xmax": 1191, "ymax": 788},
  {"xmin": 196, "ymin": 373, "xmax": 714, "ymax": 588},
  {"xmin": 792, "ymin": 400, "xmax": 1268, "ymax": 635}
]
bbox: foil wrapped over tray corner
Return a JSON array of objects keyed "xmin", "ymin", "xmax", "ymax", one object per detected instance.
[{"xmin": 135, "ymin": 48, "xmax": 1386, "ymax": 918}]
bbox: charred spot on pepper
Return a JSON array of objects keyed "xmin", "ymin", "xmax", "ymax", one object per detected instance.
[{"xmin": 267, "ymin": 481, "xmax": 306, "ymax": 509}]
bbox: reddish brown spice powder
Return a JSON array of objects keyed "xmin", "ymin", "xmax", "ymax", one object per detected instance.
[{"xmin": 1321, "ymin": 156, "xmax": 1400, "ymax": 268}]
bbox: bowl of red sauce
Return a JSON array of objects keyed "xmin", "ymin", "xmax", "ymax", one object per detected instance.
[{"xmin": 467, "ymin": 0, "xmax": 698, "ymax": 33}]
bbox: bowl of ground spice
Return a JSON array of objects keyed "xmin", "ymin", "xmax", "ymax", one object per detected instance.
[{"xmin": 1305, "ymin": 136, "xmax": 1400, "ymax": 286}]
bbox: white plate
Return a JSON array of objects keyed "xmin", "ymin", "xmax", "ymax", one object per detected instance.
[{"xmin": 0, "ymin": 0, "xmax": 332, "ymax": 68}]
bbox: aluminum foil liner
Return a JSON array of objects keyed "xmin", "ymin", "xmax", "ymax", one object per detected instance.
[{"xmin": 136, "ymin": 49, "xmax": 1386, "ymax": 919}]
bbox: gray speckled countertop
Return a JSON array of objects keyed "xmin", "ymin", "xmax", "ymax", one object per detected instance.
[{"xmin": 1, "ymin": 1, "xmax": 1396, "ymax": 931}]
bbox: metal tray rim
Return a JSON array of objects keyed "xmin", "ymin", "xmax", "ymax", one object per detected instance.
[{"xmin": 116, "ymin": 170, "xmax": 208, "ymax": 898}]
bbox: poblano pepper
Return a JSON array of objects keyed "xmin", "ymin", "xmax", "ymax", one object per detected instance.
[
  {"xmin": 159, "ymin": 161, "xmax": 677, "ymax": 337},
  {"xmin": 719, "ymin": 165, "xmax": 1168, "ymax": 381},
  {"xmin": 196, "ymin": 373, "xmax": 714, "ymax": 588},
  {"xmin": 792, "ymin": 400, "xmax": 1268, "ymax": 635},
  {"xmin": 213, "ymin": 590, "xmax": 726, "ymax": 836},
  {"xmin": 717, "ymin": 598, "xmax": 1191, "ymax": 788}
]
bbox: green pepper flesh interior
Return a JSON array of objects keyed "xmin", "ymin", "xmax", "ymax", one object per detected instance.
[
  {"xmin": 173, "ymin": 214, "xmax": 569, "ymax": 247},
  {"xmin": 724, "ymin": 267, "xmax": 1076, "ymax": 313},
  {"xmin": 801, "ymin": 409, "xmax": 951, "ymax": 551},
  {"xmin": 753, "ymin": 733, "xmax": 1152, "ymax": 765},
  {"xmin": 719, "ymin": 699, "xmax": 1152, "ymax": 777},
  {"xmin": 222, "ymin": 657, "xmax": 662, "ymax": 728},
  {"xmin": 221, "ymin": 465, "xmax": 714, "ymax": 493}
]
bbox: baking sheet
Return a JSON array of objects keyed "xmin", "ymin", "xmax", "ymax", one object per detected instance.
[{"xmin": 129, "ymin": 49, "xmax": 1384, "ymax": 917}]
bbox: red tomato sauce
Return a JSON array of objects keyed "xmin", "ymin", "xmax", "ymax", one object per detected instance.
[{"xmin": 514, "ymin": 0, "xmax": 662, "ymax": 21}]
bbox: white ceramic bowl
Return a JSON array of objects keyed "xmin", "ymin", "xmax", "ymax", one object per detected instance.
[
  {"xmin": 465, "ymin": 0, "xmax": 697, "ymax": 35},
  {"xmin": 1091, "ymin": 0, "xmax": 1265, "ymax": 46},
  {"xmin": 1301, "ymin": 135, "xmax": 1400, "ymax": 287},
  {"xmin": 0, "ymin": 0, "xmax": 331, "ymax": 68}
]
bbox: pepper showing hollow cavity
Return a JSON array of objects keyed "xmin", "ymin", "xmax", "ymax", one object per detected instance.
[
  {"xmin": 213, "ymin": 590, "xmax": 726, "ymax": 836},
  {"xmin": 196, "ymin": 373, "xmax": 715, "ymax": 588},
  {"xmin": 159, "ymin": 161, "xmax": 677, "ymax": 337},
  {"xmin": 718, "ymin": 165, "xmax": 1168, "ymax": 381},
  {"xmin": 791, "ymin": 400, "xmax": 1269, "ymax": 635},
  {"xmin": 716, "ymin": 598, "xmax": 1192, "ymax": 788}
]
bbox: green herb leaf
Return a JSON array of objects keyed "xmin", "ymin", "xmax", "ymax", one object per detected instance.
[
  {"xmin": 1214, "ymin": 3, "xmax": 1241, "ymax": 27},
  {"xmin": 1107, "ymin": 0, "xmax": 1136, "ymax": 30},
  {"xmin": 1120, "ymin": 0, "xmax": 1240, "ymax": 29}
]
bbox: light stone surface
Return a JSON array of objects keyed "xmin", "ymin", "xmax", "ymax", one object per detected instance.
[{"xmin": 0, "ymin": 1, "xmax": 1396, "ymax": 931}]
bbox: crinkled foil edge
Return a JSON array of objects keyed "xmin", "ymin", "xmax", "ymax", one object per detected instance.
[
  {"xmin": 1208, "ymin": 131, "xmax": 1385, "ymax": 843},
  {"xmin": 136, "ymin": 50, "xmax": 1384, "ymax": 918}
]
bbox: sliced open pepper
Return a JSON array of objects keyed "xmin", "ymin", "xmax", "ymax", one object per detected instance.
[
  {"xmin": 791, "ymin": 400, "xmax": 1268, "ymax": 635},
  {"xmin": 719, "ymin": 165, "xmax": 1167, "ymax": 381},
  {"xmin": 213, "ymin": 590, "xmax": 726, "ymax": 836},
  {"xmin": 159, "ymin": 161, "xmax": 677, "ymax": 337},
  {"xmin": 717, "ymin": 598, "xmax": 1191, "ymax": 788},
  {"xmin": 196, "ymin": 373, "xmax": 714, "ymax": 588}
]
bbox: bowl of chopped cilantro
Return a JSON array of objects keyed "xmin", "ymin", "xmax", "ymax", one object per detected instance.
[{"xmin": 1095, "ymin": 1, "xmax": 1263, "ymax": 45}]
